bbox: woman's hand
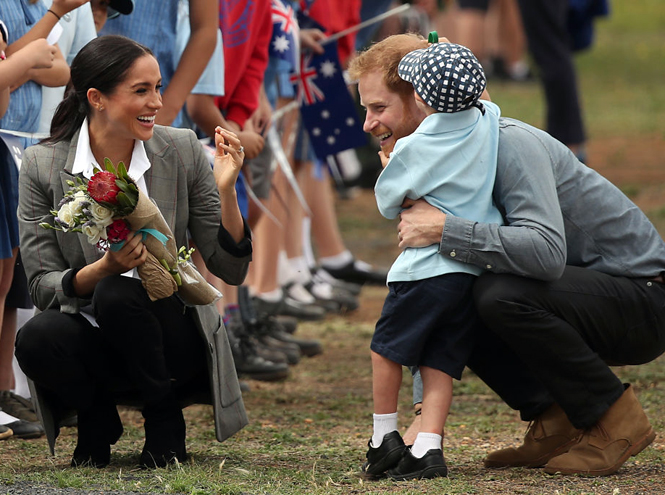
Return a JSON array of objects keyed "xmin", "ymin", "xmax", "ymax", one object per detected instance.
[
  {"xmin": 73, "ymin": 232, "xmax": 147, "ymax": 296},
  {"xmin": 101, "ymin": 232, "xmax": 148, "ymax": 275},
  {"xmin": 213, "ymin": 126, "xmax": 244, "ymax": 193}
]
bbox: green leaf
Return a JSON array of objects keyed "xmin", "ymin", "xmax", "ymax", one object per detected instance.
[
  {"xmin": 117, "ymin": 161, "xmax": 129, "ymax": 181},
  {"xmin": 104, "ymin": 157, "xmax": 116, "ymax": 174}
]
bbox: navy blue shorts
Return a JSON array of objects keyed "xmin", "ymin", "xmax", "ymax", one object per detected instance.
[{"xmin": 371, "ymin": 273, "xmax": 480, "ymax": 380}]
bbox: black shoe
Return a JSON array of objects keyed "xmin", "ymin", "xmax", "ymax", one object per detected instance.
[
  {"xmin": 304, "ymin": 281, "xmax": 359, "ymax": 313},
  {"xmin": 252, "ymin": 314, "xmax": 323, "ymax": 358},
  {"xmin": 387, "ymin": 448, "xmax": 448, "ymax": 481},
  {"xmin": 4, "ymin": 420, "xmax": 44, "ymax": 439},
  {"xmin": 0, "ymin": 391, "xmax": 38, "ymax": 422},
  {"xmin": 227, "ymin": 322, "xmax": 290, "ymax": 381},
  {"xmin": 0, "ymin": 424, "xmax": 12, "ymax": 440},
  {"xmin": 71, "ymin": 400, "xmax": 122, "ymax": 468},
  {"xmin": 275, "ymin": 315, "xmax": 298, "ymax": 334},
  {"xmin": 140, "ymin": 397, "xmax": 188, "ymax": 469},
  {"xmin": 321, "ymin": 259, "xmax": 387, "ymax": 286},
  {"xmin": 361, "ymin": 431, "xmax": 407, "ymax": 480},
  {"xmin": 252, "ymin": 293, "xmax": 326, "ymax": 321},
  {"xmin": 313, "ymin": 268, "xmax": 363, "ymax": 295}
]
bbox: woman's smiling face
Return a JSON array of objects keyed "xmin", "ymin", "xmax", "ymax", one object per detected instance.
[{"xmin": 94, "ymin": 54, "xmax": 163, "ymax": 144}]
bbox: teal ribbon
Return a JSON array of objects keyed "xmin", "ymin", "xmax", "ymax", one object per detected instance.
[{"xmin": 109, "ymin": 228, "xmax": 168, "ymax": 252}]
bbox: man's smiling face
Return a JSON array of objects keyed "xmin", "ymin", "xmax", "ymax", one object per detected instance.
[{"xmin": 358, "ymin": 71, "xmax": 424, "ymax": 156}]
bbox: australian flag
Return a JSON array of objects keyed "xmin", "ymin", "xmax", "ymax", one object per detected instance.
[
  {"xmin": 290, "ymin": 41, "xmax": 366, "ymax": 159},
  {"xmin": 270, "ymin": 0, "xmax": 299, "ymax": 71}
]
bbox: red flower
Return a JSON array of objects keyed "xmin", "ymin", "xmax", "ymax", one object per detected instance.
[
  {"xmin": 106, "ymin": 219, "xmax": 131, "ymax": 244},
  {"xmin": 87, "ymin": 171, "xmax": 120, "ymax": 204}
]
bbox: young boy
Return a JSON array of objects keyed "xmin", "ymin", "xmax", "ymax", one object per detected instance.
[{"xmin": 363, "ymin": 42, "xmax": 504, "ymax": 480}]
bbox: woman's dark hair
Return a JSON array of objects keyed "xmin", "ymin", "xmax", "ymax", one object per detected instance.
[{"xmin": 43, "ymin": 35, "xmax": 154, "ymax": 144}]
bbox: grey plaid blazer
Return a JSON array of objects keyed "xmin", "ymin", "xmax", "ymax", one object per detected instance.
[{"xmin": 18, "ymin": 125, "xmax": 250, "ymax": 452}]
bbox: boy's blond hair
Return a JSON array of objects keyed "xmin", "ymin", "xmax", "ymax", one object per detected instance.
[{"xmin": 348, "ymin": 33, "xmax": 428, "ymax": 100}]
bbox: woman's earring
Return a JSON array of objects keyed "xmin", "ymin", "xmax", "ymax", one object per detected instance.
[{"xmin": 98, "ymin": 105, "xmax": 104, "ymax": 112}]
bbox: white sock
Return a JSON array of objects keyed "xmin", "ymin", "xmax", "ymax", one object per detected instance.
[
  {"xmin": 288, "ymin": 256, "xmax": 312, "ymax": 285},
  {"xmin": 372, "ymin": 412, "xmax": 398, "ymax": 447},
  {"xmin": 411, "ymin": 432, "xmax": 442, "ymax": 458},
  {"xmin": 319, "ymin": 250, "xmax": 353, "ymax": 269},
  {"xmin": 277, "ymin": 250, "xmax": 294, "ymax": 286},
  {"xmin": 256, "ymin": 288, "xmax": 282, "ymax": 302}
]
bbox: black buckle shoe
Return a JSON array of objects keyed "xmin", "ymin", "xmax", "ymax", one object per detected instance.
[
  {"xmin": 361, "ymin": 431, "xmax": 406, "ymax": 480},
  {"xmin": 387, "ymin": 448, "xmax": 448, "ymax": 481}
]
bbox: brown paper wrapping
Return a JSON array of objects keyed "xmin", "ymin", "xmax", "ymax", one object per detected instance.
[{"xmin": 123, "ymin": 190, "xmax": 220, "ymax": 305}]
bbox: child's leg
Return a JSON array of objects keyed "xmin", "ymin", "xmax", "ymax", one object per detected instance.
[
  {"xmin": 371, "ymin": 350, "xmax": 403, "ymax": 446},
  {"xmin": 411, "ymin": 365, "xmax": 452, "ymax": 457}
]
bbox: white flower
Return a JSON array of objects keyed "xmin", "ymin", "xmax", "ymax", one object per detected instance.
[
  {"xmin": 69, "ymin": 191, "xmax": 88, "ymax": 217},
  {"xmin": 82, "ymin": 222, "xmax": 106, "ymax": 245},
  {"xmin": 89, "ymin": 203, "xmax": 114, "ymax": 227},
  {"xmin": 56, "ymin": 202, "xmax": 75, "ymax": 228}
]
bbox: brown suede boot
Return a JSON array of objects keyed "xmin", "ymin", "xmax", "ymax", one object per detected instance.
[
  {"xmin": 484, "ymin": 403, "xmax": 582, "ymax": 468},
  {"xmin": 544, "ymin": 385, "xmax": 656, "ymax": 476}
]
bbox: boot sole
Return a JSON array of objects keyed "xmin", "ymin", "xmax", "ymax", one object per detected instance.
[
  {"xmin": 388, "ymin": 465, "xmax": 448, "ymax": 481},
  {"xmin": 544, "ymin": 428, "xmax": 656, "ymax": 476},
  {"xmin": 484, "ymin": 437, "xmax": 581, "ymax": 469}
]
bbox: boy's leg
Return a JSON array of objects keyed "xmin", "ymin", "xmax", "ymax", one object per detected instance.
[
  {"xmin": 362, "ymin": 351, "xmax": 407, "ymax": 479},
  {"xmin": 387, "ymin": 364, "xmax": 450, "ymax": 480}
]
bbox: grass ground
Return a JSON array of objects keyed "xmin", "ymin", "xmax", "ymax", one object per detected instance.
[{"xmin": 1, "ymin": 1, "xmax": 664, "ymax": 493}]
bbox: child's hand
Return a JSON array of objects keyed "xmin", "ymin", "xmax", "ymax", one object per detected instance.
[
  {"xmin": 300, "ymin": 29, "xmax": 325, "ymax": 55},
  {"xmin": 22, "ymin": 38, "xmax": 57, "ymax": 69},
  {"xmin": 378, "ymin": 150, "xmax": 390, "ymax": 168},
  {"xmin": 213, "ymin": 126, "xmax": 244, "ymax": 193}
]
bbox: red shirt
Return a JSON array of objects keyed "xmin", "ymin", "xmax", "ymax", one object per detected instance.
[{"xmin": 216, "ymin": 0, "xmax": 272, "ymax": 127}]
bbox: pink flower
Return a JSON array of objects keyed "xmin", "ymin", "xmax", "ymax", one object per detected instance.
[{"xmin": 87, "ymin": 171, "xmax": 120, "ymax": 204}]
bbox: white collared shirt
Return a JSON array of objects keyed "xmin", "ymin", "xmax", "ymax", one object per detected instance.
[
  {"xmin": 72, "ymin": 118, "xmax": 151, "ymax": 195},
  {"xmin": 73, "ymin": 119, "xmax": 152, "ymax": 280}
]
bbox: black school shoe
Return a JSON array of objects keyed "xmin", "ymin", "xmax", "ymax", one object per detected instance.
[
  {"xmin": 361, "ymin": 431, "xmax": 407, "ymax": 480},
  {"xmin": 387, "ymin": 448, "xmax": 448, "ymax": 481}
]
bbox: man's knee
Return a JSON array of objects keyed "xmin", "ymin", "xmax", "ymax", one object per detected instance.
[{"xmin": 473, "ymin": 273, "xmax": 532, "ymax": 332}]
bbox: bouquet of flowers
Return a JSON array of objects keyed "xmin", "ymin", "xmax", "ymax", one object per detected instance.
[{"xmin": 40, "ymin": 159, "xmax": 221, "ymax": 306}]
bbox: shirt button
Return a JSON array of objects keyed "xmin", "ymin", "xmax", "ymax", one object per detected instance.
[
  {"xmin": 486, "ymin": 265, "xmax": 492, "ymax": 269},
  {"xmin": 450, "ymin": 251, "xmax": 456, "ymax": 258},
  {"xmin": 647, "ymin": 281, "xmax": 653, "ymax": 287}
]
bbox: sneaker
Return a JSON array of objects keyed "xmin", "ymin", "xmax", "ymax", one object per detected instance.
[
  {"xmin": 387, "ymin": 448, "xmax": 448, "ymax": 481},
  {"xmin": 0, "ymin": 391, "xmax": 38, "ymax": 423},
  {"xmin": 320, "ymin": 259, "xmax": 387, "ymax": 286},
  {"xmin": 361, "ymin": 431, "xmax": 407, "ymax": 480},
  {"xmin": 227, "ymin": 322, "xmax": 289, "ymax": 382}
]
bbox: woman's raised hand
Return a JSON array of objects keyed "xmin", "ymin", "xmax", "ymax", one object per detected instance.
[{"xmin": 212, "ymin": 126, "xmax": 244, "ymax": 194}]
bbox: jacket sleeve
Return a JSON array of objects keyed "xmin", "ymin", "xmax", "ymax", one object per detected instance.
[
  {"xmin": 439, "ymin": 123, "xmax": 567, "ymax": 281},
  {"xmin": 182, "ymin": 130, "xmax": 252, "ymax": 285},
  {"xmin": 17, "ymin": 145, "xmax": 89, "ymax": 313}
]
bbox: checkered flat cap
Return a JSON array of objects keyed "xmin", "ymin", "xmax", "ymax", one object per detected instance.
[{"xmin": 398, "ymin": 43, "xmax": 486, "ymax": 113}]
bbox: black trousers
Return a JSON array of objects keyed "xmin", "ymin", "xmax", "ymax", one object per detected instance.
[
  {"xmin": 470, "ymin": 266, "xmax": 665, "ymax": 429},
  {"xmin": 15, "ymin": 276, "xmax": 208, "ymax": 413},
  {"xmin": 516, "ymin": 0, "xmax": 585, "ymax": 145}
]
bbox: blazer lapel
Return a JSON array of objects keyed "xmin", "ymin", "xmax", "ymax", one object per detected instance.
[
  {"xmin": 59, "ymin": 130, "xmax": 104, "ymax": 265},
  {"xmin": 142, "ymin": 128, "xmax": 178, "ymax": 233}
]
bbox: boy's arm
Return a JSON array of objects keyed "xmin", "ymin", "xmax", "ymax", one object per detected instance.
[
  {"xmin": 1, "ymin": 38, "xmax": 60, "ymax": 91},
  {"xmin": 156, "ymin": 0, "xmax": 218, "ymax": 125}
]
